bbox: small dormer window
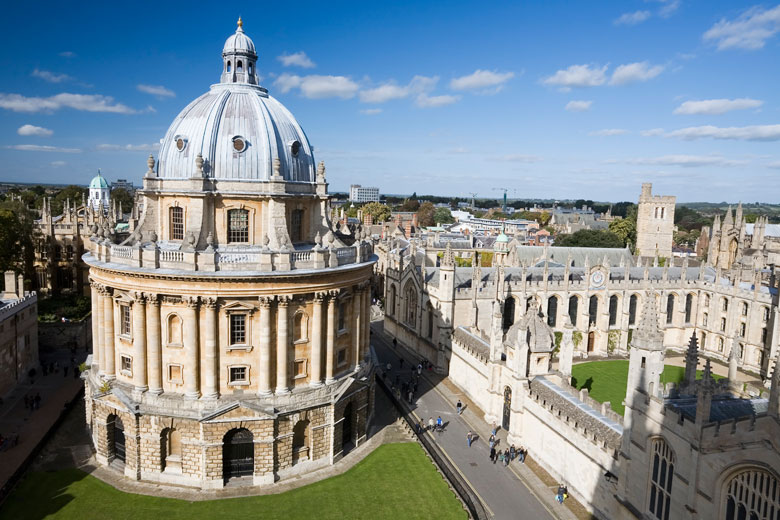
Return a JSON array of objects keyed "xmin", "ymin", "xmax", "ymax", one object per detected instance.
[
  {"xmin": 174, "ymin": 136, "xmax": 187, "ymax": 152},
  {"xmin": 290, "ymin": 140, "xmax": 301, "ymax": 157},
  {"xmin": 232, "ymin": 136, "xmax": 246, "ymax": 153}
]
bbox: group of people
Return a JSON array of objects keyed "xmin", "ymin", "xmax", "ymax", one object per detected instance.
[
  {"xmin": 23, "ymin": 393, "xmax": 41, "ymax": 411},
  {"xmin": 483, "ymin": 434, "xmax": 527, "ymax": 467},
  {"xmin": 556, "ymin": 484, "xmax": 569, "ymax": 504}
]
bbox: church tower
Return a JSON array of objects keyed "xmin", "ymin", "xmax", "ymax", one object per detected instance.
[
  {"xmin": 635, "ymin": 183, "xmax": 676, "ymax": 258},
  {"xmin": 626, "ymin": 290, "xmax": 665, "ymax": 407},
  {"xmin": 88, "ymin": 170, "xmax": 110, "ymax": 212}
]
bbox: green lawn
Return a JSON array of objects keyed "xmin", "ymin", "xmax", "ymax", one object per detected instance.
[
  {"xmin": 0, "ymin": 443, "xmax": 466, "ymax": 520},
  {"xmin": 571, "ymin": 360, "xmax": 723, "ymax": 416}
]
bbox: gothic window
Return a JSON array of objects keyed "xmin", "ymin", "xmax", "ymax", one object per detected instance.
[
  {"xmin": 230, "ymin": 314, "xmax": 246, "ymax": 345},
  {"xmin": 293, "ymin": 311, "xmax": 308, "ymax": 343},
  {"xmin": 647, "ymin": 438, "xmax": 675, "ymax": 520},
  {"xmin": 723, "ymin": 468, "xmax": 780, "ymax": 520},
  {"xmin": 685, "ymin": 294, "xmax": 693, "ymax": 323},
  {"xmin": 167, "ymin": 314, "xmax": 182, "ymax": 346},
  {"xmin": 703, "ymin": 313, "xmax": 708, "ymax": 327},
  {"xmin": 388, "ymin": 285, "xmax": 396, "ymax": 316},
  {"xmin": 405, "ymin": 284, "xmax": 418, "ymax": 327},
  {"xmin": 723, "ymin": 298, "xmax": 729, "ymax": 312},
  {"xmin": 54, "ymin": 245, "xmax": 62, "ymax": 261},
  {"xmin": 502, "ymin": 297, "xmax": 515, "ymax": 332},
  {"xmin": 762, "ymin": 327, "xmax": 768, "ymax": 346},
  {"xmin": 629, "ymin": 295, "xmax": 638, "ymax": 326},
  {"xmin": 763, "ymin": 307, "xmax": 770, "ymax": 321},
  {"xmin": 228, "ymin": 209, "xmax": 249, "ymax": 243},
  {"xmin": 608, "ymin": 295, "xmax": 618, "ymax": 327},
  {"xmin": 237, "ymin": 60, "xmax": 243, "ymax": 72},
  {"xmin": 66, "ymin": 245, "xmax": 74, "ymax": 261},
  {"xmin": 742, "ymin": 302, "xmax": 749, "ymax": 316},
  {"xmin": 666, "ymin": 294, "xmax": 674, "ymax": 325},
  {"xmin": 739, "ymin": 344, "xmax": 745, "ymax": 359},
  {"xmin": 568, "ymin": 296, "xmax": 578, "ymax": 327},
  {"xmin": 588, "ymin": 295, "xmax": 598, "ymax": 326},
  {"xmin": 700, "ymin": 332, "xmax": 706, "ymax": 349},
  {"xmin": 170, "ymin": 207, "xmax": 184, "ymax": 240},
  {"xmin": 718, "ymin": 337, "xmax": 724, "ymax": 352},
  {"xmin": 290, "ymin": 209, "xmax": 304, "ymax": 243},
  {"xmin": 120, "ymin": 304, "xmax": 131, "ymax": 336},
  {"xmin": 704, "ymin": 294, "xmax": 710, "ymax": 308},
  {"xmin": 427, "ymin": 303, "xmax": 434, "ymax": 339},
  {"xmin": 721, "ymin": 317, "xmax": 727, "ymax": 332},
  {"xmin": 547, "ymin": 296, "xmax": 558, "ymax": 328},
  {"xmin": 739, "ymin": 322, "xmax": 746, "ymax": 338}
]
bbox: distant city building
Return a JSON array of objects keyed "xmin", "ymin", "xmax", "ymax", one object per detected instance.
[
  {"xmin": 87, "ymin": 171, "xmax": 110, "ymax": 211},
  {"xmin": 110, "ymin": 178, "xmax": 135, "ymax": 193},
  {"xmin": 349, "ymin": 184, "xmax": 379, "ymax": 203},
  {"xmin": 0, "ymin": 271, "xmax": 38, "ymax": 395}
]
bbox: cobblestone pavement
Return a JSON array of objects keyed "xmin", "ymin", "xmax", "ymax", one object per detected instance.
[{"xmin": 371, "ymin": 321, "xmax": 580, "ymax": 520}]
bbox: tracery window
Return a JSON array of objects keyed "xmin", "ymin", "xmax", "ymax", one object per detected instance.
[
  {"xmin": 548, "ymin": 296, "xmax": 558, "ymax": 328},
  {"xmin": 629, "ymin": 295, "xmax": 638, "ymax": 326},
  {"xmin": 228, "ymin": 209, "xmax": 249, "ymax": 243},
  {"xmin": 588, "ymin": 295, "xmax": 598, "ymax": 326},
  {"xmin": 608, "ymin": 295, "xmax": 618, "ymax": 327},
  {"xmin": 666, "ymin": 294, "xmax": 675, "ymax": 325},
  {"xmin": 723, "ymin": 468, "xmax": 780, "ymax": 520},
  {"xmin": 685, "ymin": 294, "xmax": 693, "ymax": 323},
  {"xmin": 405, "ymin": 284, "xmax": 418, "ymax": 327},
  {"xmin": 568, "ymin": 296, "xmax": 578, "ymax": 327},
  {"xmin": 647, "ymin": 438, "xmax": 675, "ymax": 520}
]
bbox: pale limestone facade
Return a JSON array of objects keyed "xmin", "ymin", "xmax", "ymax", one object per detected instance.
[
  {"xmin": 636, "ymin": 182, "xmax": 676, "ymax": 258},
  {"xmin": 0, "ymin": 272, "xmax": 38, "ymax": 395},
  {"xmin": 83, "ymin": 21, "xmax": 375, "ymax": 489}
]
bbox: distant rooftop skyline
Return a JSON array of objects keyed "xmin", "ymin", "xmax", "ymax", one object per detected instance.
[{"xmin": 1, "ymin": 1, "xmax": 779, "ymax": 201}]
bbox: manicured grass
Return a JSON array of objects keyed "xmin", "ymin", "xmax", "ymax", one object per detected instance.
[
  {"xmin": 571, "ymin": 360, "xmax": 723, "ymax": 416},
  {"xmin": 0, "ymin": 443, "xmax": 466, "ymax": 520}
]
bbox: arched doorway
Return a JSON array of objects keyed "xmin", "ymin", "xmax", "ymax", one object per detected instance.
[
  {"xmin": 223, "ymin": 428, "xmax": 254, "ymax": 481},
  {"xmin": 109, "ymin": 415, "xmax": 126, "ymax": 463},
  {"xmin": 342, "ymin": 402, "xmax": 354, "ymax": 451},
  {"xmin": 292, "ymin": 420, "xmax": 310, "ymax": 465},
  {"xmin": 587, "ymin": 332, "xmax": 595, "ymax": 353},
  {"xmin": 502, "ymin": 387, "xmax": 512, "ymax": 431}
]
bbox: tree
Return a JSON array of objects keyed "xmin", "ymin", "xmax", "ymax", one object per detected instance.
[
  {"xmin": 111, "ymin": 188, "xmax": 134, "ymax": 213},
  {"xmin": 609, "ymin": 218, "xmax": 636, "ymax": 248},
  {"xmin": 400, "ymin": 198, "xmax": 420, "ymax": 212},
  {"xmin": 433, "ymin": 207, "xmax": 454, "ymax": 225},
  {"xmin": 0, "ymin": 200, "xmax": 38, "ymax": 282},
  {"xmin": 362, "ymin": 202, "xmax": 391, "ymax": 223},
  {"xmin": 417, "ymin": 201, "xmax": 436, "ymax": 227},
  {"xmin": 51, "ymin": 185, "xmax": 88, "ymax": 215},
  {"xmin": 555, "ymin": 229, "xmax": 624, "ymax": 248}
]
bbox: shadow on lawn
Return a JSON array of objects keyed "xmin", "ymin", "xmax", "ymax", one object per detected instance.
[
  {"xmin": 0, "ymin": 467, "xmax": 90, "ymax": 520},
  {"xmin": 570, "ymin": 376, "xmax": 594, "ymax": 393}
]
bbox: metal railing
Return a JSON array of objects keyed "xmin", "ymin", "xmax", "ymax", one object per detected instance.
[{"xmin": 375, "ymin": 375, "xmax": 489, "ymax": 520}]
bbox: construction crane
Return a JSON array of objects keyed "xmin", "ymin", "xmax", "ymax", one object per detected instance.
[{"xmin": 492, "ymin": 188, "xmax": 514, "ymax": 214}]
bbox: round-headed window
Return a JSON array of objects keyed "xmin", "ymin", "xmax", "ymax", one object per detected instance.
[
  {"xmin": 291, "ymin": 140, "xmax": 301, "ymax": 157},
  {"xmin": 232, "ymin": 136, "xmax": 246, "ymax": 153}
]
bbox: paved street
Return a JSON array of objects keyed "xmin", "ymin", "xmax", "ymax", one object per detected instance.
[{"xmin": 371, "ymin": 320, "xmax": 577, "ymax": 520}]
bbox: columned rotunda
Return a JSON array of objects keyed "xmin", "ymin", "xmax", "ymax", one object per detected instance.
[{"xmin": 83, "ymin": 20, "xmax": 376, "ymax": 488}]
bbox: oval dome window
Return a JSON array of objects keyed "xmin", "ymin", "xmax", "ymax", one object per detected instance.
[
  {"xmin": 232, "ymin": 136, "xmax": 246, "ymax": 153},
  {"xmin": 291, "ymin": 140, "xmax": 301, "ymax": 157}
]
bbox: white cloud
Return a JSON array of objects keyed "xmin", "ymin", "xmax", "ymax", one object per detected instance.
[
  {"xmin": 31, "ymin": 68, "xmax": 72, "ymax": 83},
  {"xmin": 610, "ymin": 61, "xmax": 664, "ymax": 85},
  {"xmin": 543, "ymin": 64, "xmax": 607, "ymax": 88},
  {"xmin": 5, "ymin": 144, "xmax": 81, "ymax": 153},
  {"xmin": 137, "ymin": 84, "xmax": 175, "ymax": 98},
  {"xmin": 277, "ymin": 52, "xmax": 316, "ymax": 68},
  {"xmin": 273, "ymin": 74, "xmax": 359, "ymax": 99},
  {"xmin": 641, "ymin": 128, "xmax": 666, "ymax": 136},
  {"xmin": 96, "ymin": 143, "xmax": 159, "ymax": 152},
  {"xmin": 359, "ymin": 83, "xmax": 411, "ymax": 103},
  {"xmin": 703, "ymin": 5, "xmax": 780, "ymax": 50},
  {"xmin": 666, "ymin": 124, "xmax": 780, "ymax": 141},
  {"xmin": 59, "ymin": 51, "xmax": 76, "ymax": 58},
  {"xmin": 673, "ymin": 98, "xmax": 763, "ymax": 115},
  {"xmin": 489, "ymin": 154, "xmax": 542, "ymax": 162},
  {"xmin": 565, "ymin": 100, "xmax": 593, "ymax": 112},
  {"xmin": 657, "ymin": 0, "xmax": 680, "ymax": 18},
  {"xmin": 589, "ymin": 128, "xmax": 629, "ymax": 136},
  {"xmin": 416, "ymin": 93, "xmax": 459, "ymax": 108},
  {"xmin": 0, "ymin": 93, "xmax": 137, "ymax": 114},
  {"xmin": 449, "ymin": 69, "xmax": 515, "ymax": 92},
  {"xmin": 50, "ymin": 161, "xmax": 66, "ymax": 167},
  {"xmin": 614, "ymin": 10, "xmax": 651, "ymax": 25},
  {"xmin": 610, "ymin": 154, "xmax": 746, "ymax": 167},
  {"xmin": 17, "ymin": 124, "xmax": 53, "ymax": 137}
]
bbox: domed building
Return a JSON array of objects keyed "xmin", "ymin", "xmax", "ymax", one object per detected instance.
[{"xmin": 83, "ymin": 19, "xmax": 376, "ymax": 488}]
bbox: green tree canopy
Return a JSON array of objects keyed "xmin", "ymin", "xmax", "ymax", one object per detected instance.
[
  {"xmin": 0, "ymin": 200, "xmax": 38, "ymax": 281},
  {"xmin": 111, "ymin": 188, "xmax": 134, "ymax": 213},
  {"xmin": 608, "ymin": 218, "xmax": 636, "ymax": 249},
  {"xmin": 362, "ymin": 202, "xmax": 392, "ymax": 223},
  {"xmin": 555, "ymin": 229, "xmax": 624, "ymax": 248},
  {"xmin": 417, "ymin": 201, "xmax": 436, "ymax": 227},
  {"xmin": 433, "ymin": 207, "xmax": 454, "ymax": 225}
]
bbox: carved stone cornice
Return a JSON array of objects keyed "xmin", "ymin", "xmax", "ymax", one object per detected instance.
[
  {"xmin": 185, "ymin": 296, "xmax": 200, "ymax": 309},
  {"xmin": 203, "ymin": 297, "xmax": 218, "ymax": 310},
  {"xmin": 160, "ymin": 295, "xmax": 182, "ymax": 305},
  {"xmin": 258, "ymin": 296, "xmax": 274, "ymax": 308},
  {"xmin": 131, "ymin": 291, "xmax": 146, "ymax": 303},
  {"xmin": 277, "ymin": 295, "xmax": 292, "ymax": 307},
  {"xmin": 145, "ymin": 293, "xmax": 160, "ymax": 307}
]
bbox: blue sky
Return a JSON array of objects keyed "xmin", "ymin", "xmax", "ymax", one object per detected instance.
[{"xmin": 1, "ymin": 1, "xmax": 779, "ymax": 202}]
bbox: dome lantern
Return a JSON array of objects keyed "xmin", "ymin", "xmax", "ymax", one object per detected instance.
[{"xmin": 221, "ymin": 17, "xmax": 259, "ymax": 85}]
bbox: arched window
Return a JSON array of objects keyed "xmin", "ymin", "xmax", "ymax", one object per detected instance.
[
  {"xmin": 502, "ymin": 297, "xmax": 515, "ymax": 332},
  {"xmin": 388, "ymin": 285, "xmax": 396, "ymax": 316},
  {"xmin": 742, "ymin": 302, "xmax": 749, "ymax": 316},
  {"xmin": 170, "ymin": 206, "xmax": 184, "ymax": 240},
  {"xmin": 666, "ymin": 294, "xmax": 675, "ymax": 325},
  {"xmin": 685, "ymin": 294, "xmax": 693, "ymax": 323},
  {"xmin": 547, "ymin": 296, "xmax": 558, "ymax": 328},
  {"xmin": 427, "ymin": 302, "xmax": 434, "ymax": 339},
  {"xmin": 227, "ymin": 61, "xmax": 231, "ymax": 72},
  {"xmin": 589, "ymin": 296, "xmax": 598, "ymax": 326},
  {"xmin": 237, "ymin": 60, "xmax": 243, "ymax": 72},
  {"xmin": 723, "ymin": 297, "xmax": 729, "ymax": 312},
  {"xmin": 293, "ymin": 311, "xmax": 308, "ymax": 343},
  {"xmin": 629, "ymin": 295, "xmax": 638, "ymax": 326},
  {"xmin": 167, "ymin": 314, "xmax": 182, "ymax": 346},
  {"xmin": 227, "ymin": 209, "xmax": 249, "ymax": 243},
  {"xmin": 704, "ymin": 294, "xmax": 710, "ymax": 307},
  {"xmin": 647, "ymin": 438, "xmax": 675, "ymax": 520},
  {"xmin": 609, "ymin": 295, "xmax": 618, "ymax": 327},
  {"xmin": 723, "ymin": 468, "xmax": 780, "ymax": 520},
  {"xmin": 292, "ymin": 419, "xmax": 310, "ymax": 464},
  {"xmin": 248, "ymin": 63, "xmax": 253, "ymax": 75},
  {"xmin": 161, "ymin": 427, "xmax": 182, "ymax": 472},
  {"xmin": 700, "ymin": 332, "xmax": 706, "ymax": 349},
  {"xmin": 404, "ymin": 283, "xmax": 417, "ymax": 327},
  {"xmin": 568, "ymin": 296, "xmax": 578, "ymax": 326},
  {"xmin": 718, "ymin": 337, "xmax": 724, "ymax": 352}
]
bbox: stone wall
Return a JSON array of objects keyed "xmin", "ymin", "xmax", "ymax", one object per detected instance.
[{"xmin": 38, "ymin": 314, "xmax": 91, "ymax": 352}]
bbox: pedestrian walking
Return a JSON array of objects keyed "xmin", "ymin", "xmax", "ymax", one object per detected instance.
[
  {"xmin": 417, "ymin": 363, "xmax": 422, "ymax": 376},
  {"xmin": 428, "ymin": 417, "xmax": 434, "ymax": 431},
  {"xmin": 467, "ymin": 431, "xmax": 473, "ymax": 447},
  {"xmin": 392, "ymin": 338, "xmax": 397, "ymax": 348},
  {"xmin": 386, "ymin": 362, "xmax": 392, "ymax": 373},
  {"xmin": 510, "ymin": 444, "xmax": 516, "ymax": 461},
  {"xmin": 436, "ymin": 416, "xmax": 443, "ymax": 431},
  {"xmin": 503, "ymin": 448, "xmax": 510, "ymax": 467},
  {"xmin": 491, "ymin": 422, "xmax": 498, "ymax": 436},
  {"xmin": 456, "ymin": 400, "xmax": 462, "ymax": 415},
  {"xmin": 489, "ymin": 446, "xmax": 496, "ymax": 462},
  {"xmin": 518, "ymin": 446, "xmax": 526, "ymax": 463},
  {"xmin": 407, "ymin": 390, "xmax": 414, "ymax": 404}
]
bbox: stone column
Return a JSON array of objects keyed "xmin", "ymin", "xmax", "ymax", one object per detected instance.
[
  {"xmin": 183, "ymin": 297, "xmax": 200, "ymax": 399},
  {"xmin": 325, "ymin": 291, "xmax": 337, "ymax": 384},
  {"xmin": 258, "ymin": 297, "xmax": 273, "ymax": 396},
  {"xmin": 202, "ymin": 298, "xmax": 218, "ymax": 399},
  {"xmin": 311, "ymin": 293, "xmax": 325, "ymax": 387},
  {"xmin": 92, "ymin": 282, "xmax": 103, "ymax": 373},
  {"xmin": 103, "ymin": 287, "xmax": 115, "ymax": 380},
  {"xmin": 132, "ymin": 292, "xmax": 147, "ymax": 392},
  {"xmin": 353, "ymin": 287, "xmax": 362, "ymax": 370},
  {"xmin": 276, "ymin": 296, "xmax": 291, "ymax": 394},
  {"xmin": 363, "ymin": 286, "xmax": 371, "ymax": 361},
  {"xmin": 146, "ymin": 294, "xmax": 163, "ymax": 394}
]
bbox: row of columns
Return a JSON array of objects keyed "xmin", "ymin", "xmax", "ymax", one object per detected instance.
[{"xmin": 89, "ymin": 281, "xmax": 372, "ymax": 399}]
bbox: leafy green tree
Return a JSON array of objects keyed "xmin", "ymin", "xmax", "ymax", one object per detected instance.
[
  {"xmin": 400, "ymin": 198, "xmax": 420, "ymax": 212},
  {"xmin": 362, "ymin": 202, "xmax": 391, "ymax": 223},
  {"xmin": 417, "ymin": 201, "xmax": 436, "ymax": 227},
  {"xmin": 555, "ymin": 229, "xmax": 624, "ymax": 248},
  {"xmin": 0, "ymin": 200, "xmax": 38, "ymax": 282},
  {"xmin": 50, "ymin": 185, "xmax": 88, "ymax": 215},
  {"xmin": 111, "ymin": 188, "xmax": 134, "ymax": 213},
  {"xmin": 609, "ymin": 218, "xmax": 636, "ymax": 248},
  {"xmin": 433, "ymin": 207, "xmax": 454, "ymax": 225}
]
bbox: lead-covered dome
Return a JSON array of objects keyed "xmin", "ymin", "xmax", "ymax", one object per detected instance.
[{"xmin": 156, "ymin": 20, "xmax": 315, "ymax": 183}]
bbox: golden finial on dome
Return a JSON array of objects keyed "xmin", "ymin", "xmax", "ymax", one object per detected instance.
[{"xmin": 237, "ymin": 17, "xmax": 243, "ymax": 29}]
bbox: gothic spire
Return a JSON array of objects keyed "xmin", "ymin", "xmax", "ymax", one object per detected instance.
[{"xmin": 632, "ymin": 291, "xmax": 664, "ymax": 351}]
